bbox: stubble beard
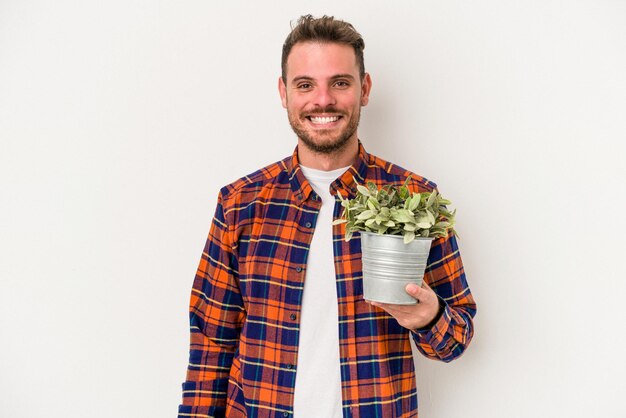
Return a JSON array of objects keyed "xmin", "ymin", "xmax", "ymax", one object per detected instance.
[{"xmin": 288, "ymin": 107, "xmax": 361, "ymax": 155}]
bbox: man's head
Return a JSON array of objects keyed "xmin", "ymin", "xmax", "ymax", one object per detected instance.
[
  {"xmin": 279, "ymin": 15, "xmax": 372, "ymax": 157},
  {"xmin": 281, "ymin": 15, "xmax": 366, "ymax": 83}
]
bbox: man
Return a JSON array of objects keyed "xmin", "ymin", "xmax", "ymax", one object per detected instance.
[{"xmin": 179, "ymin": 15, "xmax": 476, "ymax": 418}]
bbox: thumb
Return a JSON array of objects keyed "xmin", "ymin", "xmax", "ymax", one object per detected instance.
[{"xmin": 405, "ymin": 282, "xmax": 423, "ymax": 298}]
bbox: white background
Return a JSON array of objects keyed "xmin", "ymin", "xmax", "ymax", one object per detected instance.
[{"xmin": 1, "ymin": 1, "xmax": 625, "ymax": 417}]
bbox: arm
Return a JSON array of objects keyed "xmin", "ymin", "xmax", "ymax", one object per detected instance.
[
  {"xmin": 410, "ymin": 232, "xmax": 476, "ymax": 362},
  {"xmin": 369, "ymin": 231, "xmax": 475, "ymax": 363},
  {"xmin": 178, "ymin": 191, "xmax": 245, "ymax": 417}
]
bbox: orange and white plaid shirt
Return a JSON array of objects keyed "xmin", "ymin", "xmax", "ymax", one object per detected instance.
[{"xmin": 179, "ymin": 143, "xmax": 476, "ymax": 418}]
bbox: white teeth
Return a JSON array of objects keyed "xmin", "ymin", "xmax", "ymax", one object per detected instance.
[{"xmin": 310, "ymin": 116, "xmax": 339, "ymax": 124}]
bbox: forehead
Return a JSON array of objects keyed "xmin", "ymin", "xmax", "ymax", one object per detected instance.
[{"xmin": 285, "ymin": 42, "xmax": 359, "ymax": 81}]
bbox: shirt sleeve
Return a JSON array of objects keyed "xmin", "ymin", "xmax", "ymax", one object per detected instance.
[
  {"xmin": 410, "ymin": 231, "xmax": 476, "ymax": 363},
  {"xmin": 178, "ymin": 191, "xmax": 245, "ymax": 417}
]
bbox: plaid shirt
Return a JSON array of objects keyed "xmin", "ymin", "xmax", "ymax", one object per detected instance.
[{"xmin": 179, "ymin": 143, "xmax": 476, "ymax": 418}]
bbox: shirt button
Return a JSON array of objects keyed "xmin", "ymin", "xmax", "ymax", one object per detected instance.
[
  {"xmin": 290, "ymin": 313, "xmax": 297, "ymax": 320},
  {"xmin": 296, "ymin": 266, "xmax": 302, "ymax": 273},
  {"xmin": 305, "ymin": 222, "xmax": 312, "ymax": 228},
  {"xmin": 283, "ymin": 412, "xmax": 290, "ymax": 417}
]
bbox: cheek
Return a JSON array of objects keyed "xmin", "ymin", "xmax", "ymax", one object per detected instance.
[
  {"xmin": 341, "ymin": 93, "xmax": 362, "ymax": 108},
  {"xmin": 287, "ymin": 97, "xmax": 308, "ymax": 114}
]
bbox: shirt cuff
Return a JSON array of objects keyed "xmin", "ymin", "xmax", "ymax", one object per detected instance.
[
  {"xmin": 414, "ymin": 296, "xmax": 444, "ymax": 332},
  {"xmin": 411, "ymin": 297, "xmax": 451, "ymax": 349}
]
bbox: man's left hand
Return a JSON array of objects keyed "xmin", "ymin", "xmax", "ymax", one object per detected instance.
[{"xmin": 368, "ymin": 282, "xmax": 441, "ymax": 330}]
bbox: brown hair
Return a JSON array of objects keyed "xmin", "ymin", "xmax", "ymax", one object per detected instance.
[{"xmin": 281, "ymin": 15, "xmax": 365, "ymax": 82}]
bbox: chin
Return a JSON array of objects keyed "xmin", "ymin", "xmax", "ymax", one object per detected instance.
[{"xmin": 300, "ymin": 135, "xmax": 353, "ymax": 154}]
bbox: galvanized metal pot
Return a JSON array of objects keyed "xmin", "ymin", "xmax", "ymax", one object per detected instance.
[{"xmin": 360, "ymin": 231, "xmax": 434, "ymax": 305}]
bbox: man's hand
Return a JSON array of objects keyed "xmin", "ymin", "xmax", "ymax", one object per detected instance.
[{"xmin": 368, "ymin": 282, "xmax": 441, "ymax": 330}]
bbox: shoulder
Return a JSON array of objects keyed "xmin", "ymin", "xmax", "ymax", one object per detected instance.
[
  {"xmin": 365, "ymin": 151, "xmax": 438, "ymax": 193},
  {"xmin": 217, "ymin": 155, "xmax": 292, "ymax": 208}
]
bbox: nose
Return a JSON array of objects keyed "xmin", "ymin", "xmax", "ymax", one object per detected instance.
[{"xmin": 313, "ymin": 85, "xmax": 336, "ymax": 109}]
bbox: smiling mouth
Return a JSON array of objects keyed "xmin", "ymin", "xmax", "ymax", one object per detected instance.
[{"xmin": 307, "ymin": 115, "xmax": 341, "ymax": 125}]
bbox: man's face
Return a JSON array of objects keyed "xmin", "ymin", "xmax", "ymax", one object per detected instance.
[{"xmin": 279, "ymin": 42, "xmax": 372, "ymax": 154}]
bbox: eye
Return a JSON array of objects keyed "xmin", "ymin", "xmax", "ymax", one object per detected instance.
[
  {"xmin": 297, "ymin": 82, "xmax": 312, "ymax": 90},
  {"xmin": 334, "ymin": 80, "xmax": 350, "ymax": 88}
]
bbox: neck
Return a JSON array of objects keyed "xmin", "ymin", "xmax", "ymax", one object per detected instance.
[{"xmin": 297, "ymin": 137, "xmax": 359, "ymax": 170}]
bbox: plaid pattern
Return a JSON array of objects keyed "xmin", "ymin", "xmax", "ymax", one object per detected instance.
[{"xmin": 179, "ymin": 143, "xmax": 476, "ymax": 418}]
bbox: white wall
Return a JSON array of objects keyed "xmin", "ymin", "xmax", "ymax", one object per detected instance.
[{"xmin": 1, "ymin": 1, "xmax": 625, "ymax": 417}]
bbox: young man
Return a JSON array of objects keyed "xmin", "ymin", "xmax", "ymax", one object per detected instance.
[{"xmin": 179, "ymin": 15, "xmax": 476, "ymax": 418}]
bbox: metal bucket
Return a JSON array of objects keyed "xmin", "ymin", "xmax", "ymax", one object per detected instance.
[{"xmin": 360, "ymin": 231, "xmax": 434, "ymax": 305}]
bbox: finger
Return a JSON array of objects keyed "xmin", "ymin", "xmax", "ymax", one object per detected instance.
[
  {"xmin": 405, "ymin": 283, "xmax": 424, "ymax": 301},
  {"xmin": 367, "ymin": 301, "xmax": 397, "ymax": 316},
  {"xmin": 420, "ymin": 281, "xmax": 437, "ymax": 298},
  {"xmin": 406, "ymin": 282, "xmax": 438, "ymax": 306},
  {"xmin": 369, "ymin": 300, "xmax": 419, "ymax": 315},
  {"xmin": 416, "ymin": 281, "xmax": 438, "ymax": 295}
]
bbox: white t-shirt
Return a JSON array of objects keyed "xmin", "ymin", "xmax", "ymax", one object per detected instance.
[{"xmin": 292, "ymin": 165, "xmax": 349, "ymax": 418}]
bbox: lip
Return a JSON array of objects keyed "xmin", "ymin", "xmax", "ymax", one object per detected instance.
[{"xmin": 304, "ymin": 114, "xmax": 343, "ymax": 128}]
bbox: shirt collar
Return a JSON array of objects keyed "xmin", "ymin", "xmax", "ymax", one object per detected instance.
[{"xmin": 286, "ymin": 141, "xmax": 370, "ymax": 205}]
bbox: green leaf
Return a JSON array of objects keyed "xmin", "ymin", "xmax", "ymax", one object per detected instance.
[
  {"xmin": 399, "ymin": 186, "xmax": 409, "ymax": 200},
  {"xmin": 426, "ymin": 189, "xmax": 437, "ymax": 208},
  {"xmin": 416, "ymin": 212, "xmax": 430, "ymax": 224},
  {"xmin": 426, "ymin": 209, "xmax": 436, "ymax": 224},
  {"xmin": 356, "ymin": 184, "xmax": 371, "ymax": 197},
  {"xmin": 332, "ymin": 219, "xmax": 347, "ymax": 225},
  {"xmin": 392, "ymin": 209, "xmax": 415, "ymax": 223},
  {"xmin": 440, "ymin": 208, "xmax": 453, "ymax": 218},
  {"xmin": 403, "ymin": 231, "xmax": 415, "ymax": 244},
  {"xmin": 430, "ymin": 228, "xmax": 445, "ymax": 237},
  {"xmin": 373, "ymin": 215, "xmax": 382, "ymax": 224},
  {"xmin": 356, "ymin": 210, "xmax": 375, "ymax": 220},
  {"xmin": 408, "ymin": 193, "xmax": 421, "ymax": 211}
]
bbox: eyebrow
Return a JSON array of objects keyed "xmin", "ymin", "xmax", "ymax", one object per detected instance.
[{"xmin": 290, "ymin": 74, "xmax": 356, "ymax": 85}]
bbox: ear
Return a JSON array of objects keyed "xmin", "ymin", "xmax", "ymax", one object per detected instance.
[
  {"xmin": 360, "ymin": 73, "xmax": 372, "ymax": 106},
  {"xmin": 278, "ymin": 76, "xmax": 288, "ymax": 109}
]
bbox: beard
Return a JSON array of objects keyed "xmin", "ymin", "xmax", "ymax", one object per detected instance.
[{"xmin": 287, "ymin": 106, "xmax": 361, "ymax": 154}]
